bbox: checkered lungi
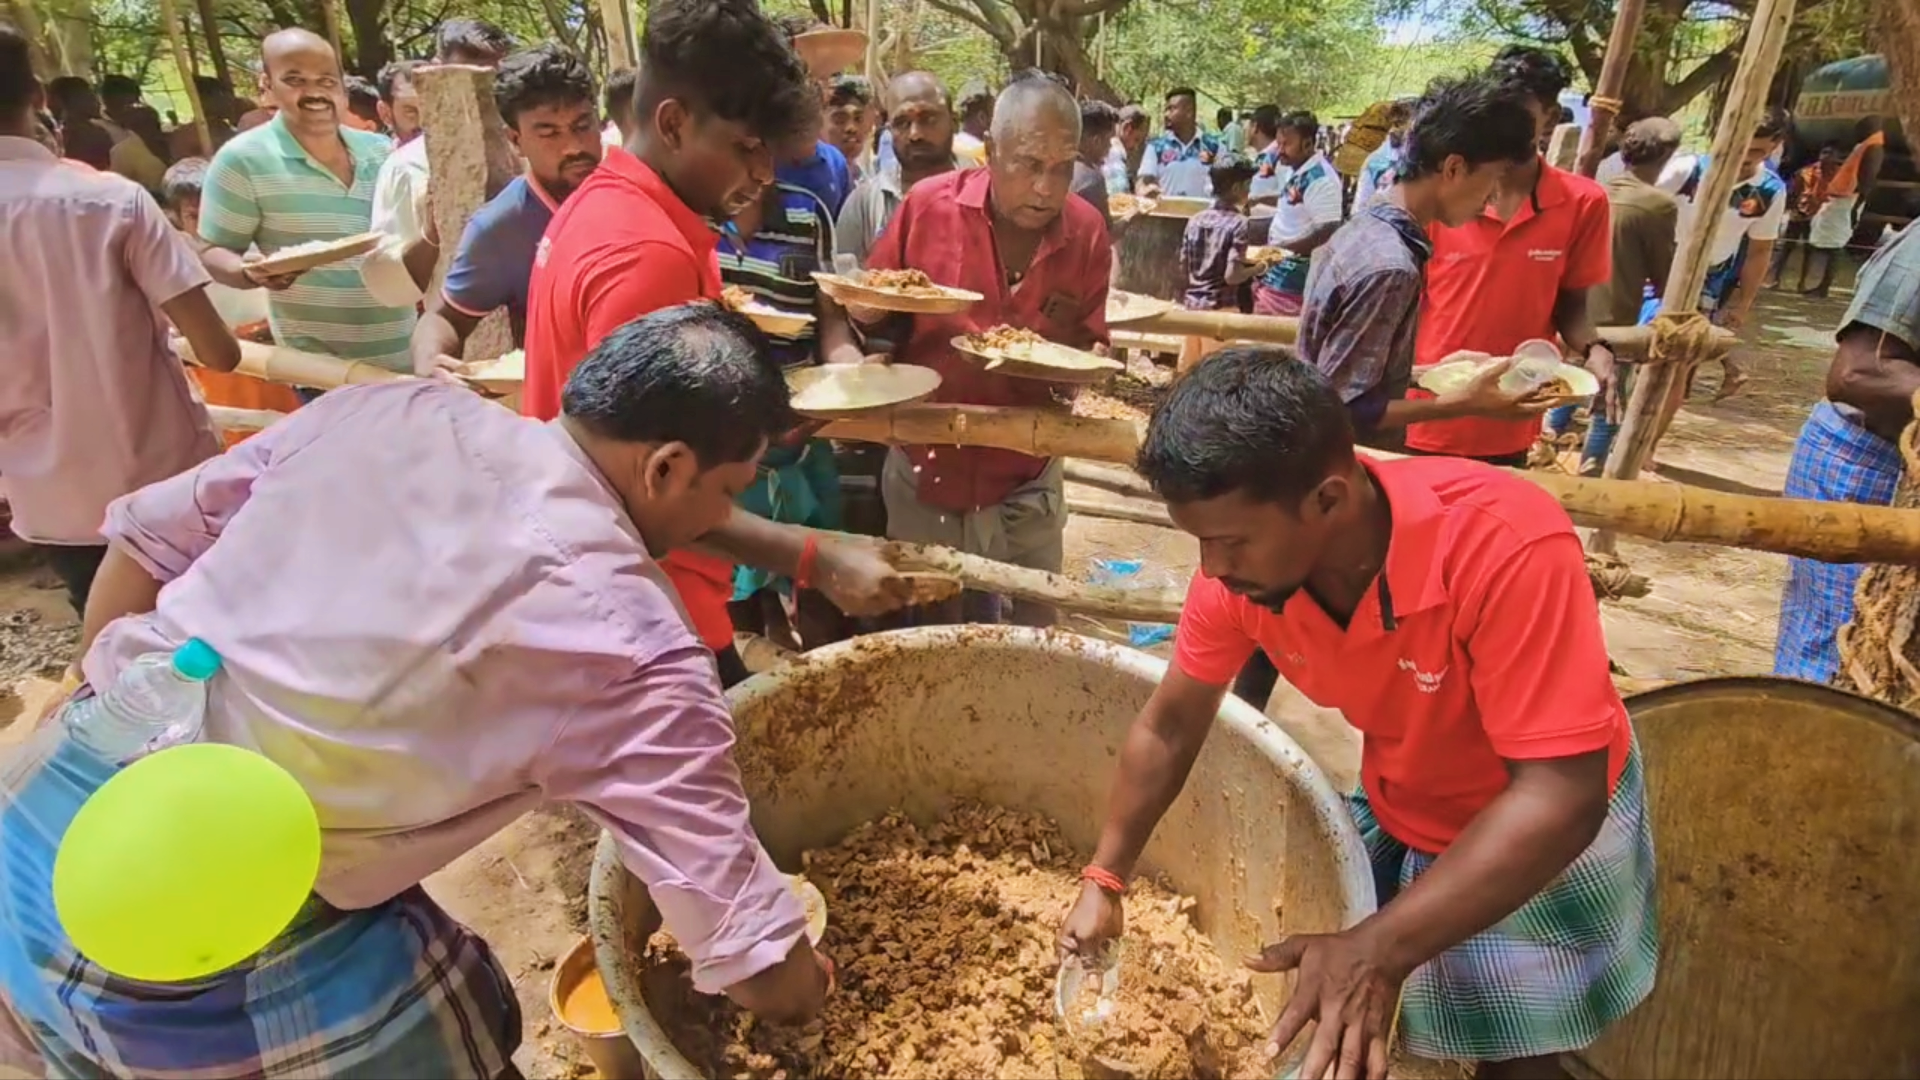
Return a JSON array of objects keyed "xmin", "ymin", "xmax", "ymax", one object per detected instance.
[
  {"xmin": 1350, "ymin": 743, "xmax": 1658, "ymax": 1063},
  {"xmin": 0, "ymin": 735, "xmax": 522, "ymax": 1079},
  {"xmin": 1774, "ymin": 401, "xmax": 1904, "ymax": 682}
]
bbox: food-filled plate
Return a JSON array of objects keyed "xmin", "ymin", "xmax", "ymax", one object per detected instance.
[
  {"xmin": 721, "ymin": 286, "xmax": 815, "ymax": 337},
  {"xmin": 1415, "ymin": 357, "xmax": 1600, "ymax": 407},
  {"xmin": 1108, "ymin": 192, "xmax": 1152, "ymax": 219},
  {"xmin": 1245, "ymin": 244, "xmax": 1292, "ymax": 267},
  {"xmin": 1105, "ymin": 290, "xmax": 1176, "ymax": 326},
  {"xmin": 812, "ymin": 269, "xmax": 984, "ymax": 315},
  {"xmin": 787, "ymin": 362, "xmax": 942, "ymax": 418},
  {"xmin": 951, "ymin": 326, "xmax": 1123, "ymax": 384},
  {"xmin": 247, "ymin": 231, "xmax": 383, "ymax": 277},
  {"xmin": 1148, "ymin": 195, "xmax": 1211, "ymax": 218},
  {"xmin": 457, "ymin": 349, "xmax": 525, "ymax": 396}
]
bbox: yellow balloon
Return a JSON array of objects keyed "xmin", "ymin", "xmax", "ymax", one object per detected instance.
[{"xmin": 53, "ymin": 743, "xmax": 321, "ymax": 983}]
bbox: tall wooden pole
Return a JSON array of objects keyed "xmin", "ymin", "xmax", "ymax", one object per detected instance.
[
  {"xmin": 1574, "ymin": 0, "xmax": 1649, "ymax": 177},
  {"xmin": 598, "ymin": 0, "xmax": 635, "ymax": 71},
  {"xmin": 157, "ymin": 0, "xmax": 212, "ymax": 156},
  {"xmin": 865, "ymin": 0, "xmax": 880, "ymax": 83},
  {"xmin": 1601, "ymin": 0, "xmax": 1797, "ymax": 488}
]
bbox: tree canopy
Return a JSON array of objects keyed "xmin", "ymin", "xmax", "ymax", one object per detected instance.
[
  {"xmin": 9, "ymin": 0, "xmax": 1873, "ymax": 126},
  {"xmin": 1421, "ymin": 0, "xmax": 1876, "ymax": 121}
]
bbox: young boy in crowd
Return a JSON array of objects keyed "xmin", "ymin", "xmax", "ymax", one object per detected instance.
[
  {"xmin": 1175, "ymin": 155, "xmax": 1260, "ymax": 370},
  {"xmin": 158, "ymin": 157, "xmax": 300, "ymax": 437}
]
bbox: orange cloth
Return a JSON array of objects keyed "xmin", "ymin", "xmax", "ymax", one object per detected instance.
[
  {"xmin": 1828, "ymin": 130, "xmax": 1885, "ymax": 197},
  {"xmin": 190, "ymin": 368, "xmax": 303, "ymax": 448}
]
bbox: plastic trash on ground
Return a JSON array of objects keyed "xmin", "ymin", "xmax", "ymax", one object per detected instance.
[{"xmin": 1088, "ymin": 559, "xmax": 1175, "ymax": 647}]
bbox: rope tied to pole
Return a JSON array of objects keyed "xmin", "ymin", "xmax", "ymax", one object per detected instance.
[
  {"xmin": 1588, "ymin": 95, "xmax": 1626, "ymax": 114},
  {"xmin": 1836, "ymin": 387, "xmax": 1920, "ymax": 711},
  {"xmin": 1645, "ymin": 310, "xmax": 1719, "ymax": 368}
]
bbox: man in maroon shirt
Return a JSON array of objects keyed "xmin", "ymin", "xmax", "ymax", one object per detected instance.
[{"xmin": 859, "ymin": 73, "xmax": 1112, "ymax": 627}]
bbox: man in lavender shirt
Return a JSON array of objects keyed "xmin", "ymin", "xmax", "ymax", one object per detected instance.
[
  {"xmin": 0, "ymin": 27, "xmax": 241, "ymax": 616},
  {"xmin": 0, "ymin": 306, "xmax": 853, "ymax": 1078}
]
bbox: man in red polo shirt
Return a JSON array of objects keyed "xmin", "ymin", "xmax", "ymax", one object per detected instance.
[
  {"xmin": 1058, "ymin": 350, "xmax": 1656, "ymax": 1080},
  {"xmin": 525, "ymin": 0, "xmax": 900, "ymax": 684},
  {"xmin": 859, "ymin": 73, "xmax": 1111, "ymax": 626},
  {"xmin": 1404, "ymin": 47, "xmax": 1617, "ymax": 467}
]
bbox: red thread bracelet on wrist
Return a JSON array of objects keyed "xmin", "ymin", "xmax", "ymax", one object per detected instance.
[
  {"xmin": 795, "ymin": 535, "xmax": 819, "ymax": 591},
  {"xmin": 1081, "ymin": 864, "xmax": 1126, "ymax": 895}
]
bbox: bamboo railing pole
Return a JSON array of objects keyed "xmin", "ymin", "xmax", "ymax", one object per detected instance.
[
  {"xmin": 1603, "ymin": 0, "xmax": 1797, "ymax": 488},
  {"xmin": 157, "ymin": 0, "xmax": 212, "ymax": 156},
  {"xmin": 1120, "ymin": 311, "xmax": 1732, "ymax": 361},
  {"xmin": 819, "ymin": 404, "xmax": 1144, "ymax": 463},
  {"xmin": 1130, "ymin": 309, "xmax": 1299, "ymax": 344},
  {"xmin": 205, "ymin": 404, "xmax": 287, "ymax": 433},
  {"xmin": 1574, "ymin": 0, "xmax": 1648, "ymax": 177}
]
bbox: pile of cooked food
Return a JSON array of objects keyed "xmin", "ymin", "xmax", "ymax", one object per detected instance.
[
  {"xmin": 861, "ymin": 268, "xmax": 946, "ymax": 295},
  {"xmin": 643, "ymin": 803, "xmax": 1273, "ymax": 1080},
  {"xmin": 721, "ymin": 284, "xmax": 755, "ymax": 311},
  {"xmin": 965, "ymin": 325, "xmax": 1047, "ymax": 353}
]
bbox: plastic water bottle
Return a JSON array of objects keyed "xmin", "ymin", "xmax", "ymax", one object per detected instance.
[{"xmin": 62, "ymin": 639, "xmax": 222, "ymax": 765}]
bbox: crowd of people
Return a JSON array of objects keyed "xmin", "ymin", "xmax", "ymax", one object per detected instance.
[{"xmin": 0, "ymin": 2, "xmax": 1915, "ymax": 1078}]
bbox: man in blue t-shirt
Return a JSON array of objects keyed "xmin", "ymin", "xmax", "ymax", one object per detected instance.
[
  {"xmin": 411, "ymin": 45, "xmax": 603, "ymax": 378},
  {"xmin": 779, "ymin": 139, "xmax": 852, "ymax": 217}
]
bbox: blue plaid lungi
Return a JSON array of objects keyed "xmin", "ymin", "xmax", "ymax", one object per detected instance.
[
  {"xmin": 0, "ymin": 735, "xmax": 521, "ymax": 1079},
  {"xmin": 1774, "ymin": 401, "xmax": 1904, "ymax": 682},
  {"xmin": 1351, "ymin": 743, "xmax": 1658, "ymax": 1062}
]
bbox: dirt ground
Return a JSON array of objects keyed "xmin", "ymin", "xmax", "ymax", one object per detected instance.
[{"xmin": 0, "ymin": 287, "xmax": 1851, "ymax": 1077}]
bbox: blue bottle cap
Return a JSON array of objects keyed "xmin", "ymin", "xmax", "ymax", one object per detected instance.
[{"xmin": 171, "ymin": 638, "xmax": 223, "ymax": 682}]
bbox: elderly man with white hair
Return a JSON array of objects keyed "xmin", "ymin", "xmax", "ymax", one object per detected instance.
[{"xmin": 854, "ymin": 72, "xmax": 1113, "ymax": 627}]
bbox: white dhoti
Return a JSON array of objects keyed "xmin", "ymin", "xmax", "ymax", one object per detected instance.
[{"xmin": 1809, "ymin": 194, "xmax": 1858, "ymax": 249}]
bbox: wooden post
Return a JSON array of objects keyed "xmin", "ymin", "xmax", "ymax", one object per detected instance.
[
  {"xmin": 1574, "ymin": 0, "xmax": 1648, "ymax": 177},
  {"xmin": 864, "ymin": 0, "xmax": 880, "ymax": 83},
  {"xmin": 414, "ymin": 64, "xmax": 520, "ymax": 363},
  {"xmin": 599, "ymin": 0, "xmax": 635, "ymax": 71},
  {"xmin": 157, "ymin": 0, "xmax": 212, "ymax": 156},
  {"xmin": 1601, "ymin": 0, "xmax": 1797, "ymax": 489}
]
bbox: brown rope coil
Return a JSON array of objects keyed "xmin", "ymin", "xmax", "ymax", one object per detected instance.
[
  {"xmin": 1837, "ymin": 388, "xmax": 1920, "ymax": 711},
  {"xmin": 1645, "ymin": 310, "xmax": 1719, "ymax": 369}
]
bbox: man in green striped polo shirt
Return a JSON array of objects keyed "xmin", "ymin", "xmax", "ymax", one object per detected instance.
[{"xmin": 197, "ymin": 27, "xmax": 415, "ymax": 378}]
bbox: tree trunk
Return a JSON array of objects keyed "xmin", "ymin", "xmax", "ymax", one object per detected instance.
[
  {"xmin": 994, "ymin": 18, "xmax": 1119, "ymax": 101},
  {"xmin": 339, "ymin": 0, "xmax": 391, "ymax": 78},
  {"xmin": 194, "ymin": 0, "xmax": 230, "ymax": 83}
]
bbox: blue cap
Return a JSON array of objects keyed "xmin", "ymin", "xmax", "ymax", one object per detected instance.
[{"xmin": 171, "ymin": 638, "xmax": 222, "ymax": 682}]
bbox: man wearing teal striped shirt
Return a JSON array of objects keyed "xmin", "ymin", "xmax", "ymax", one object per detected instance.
[{"xmin": 197, "ymin": 28, "xmax": 415, "ymax": 377}]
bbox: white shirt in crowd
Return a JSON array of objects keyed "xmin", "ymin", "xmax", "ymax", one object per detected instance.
[
  {"xmin": 1247, "ymin": 140, "xmax": 1291, "ymax": 203},
  {"xmin": 1594, "ymin": 150, "xmax": 1695, "ymax": 195},
  {"xmin": 1594, "ymin": 151, "xmax": 1785, "ymax": 268},
  {"xmin": 361, "ymin": 134, "xmax": 431, "ymax": 307},
  {"xmin": 1268, "ymin": 151, "xmax": 1343, "ymax": 244}
]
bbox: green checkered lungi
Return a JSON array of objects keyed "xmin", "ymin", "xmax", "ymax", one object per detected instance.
[{"xmin": 1349, "ymin": 742, "xmax": 1659, "ymax": 1062}]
